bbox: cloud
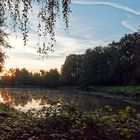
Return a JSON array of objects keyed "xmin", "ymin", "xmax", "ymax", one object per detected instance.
[
  {"xmin": 55, "ymin": 35, "xmax": 107, "ymax": 55},
  {"xmin": 121, "ymin": 15, "xmax": 139, "ymax": 32},
  {"xmin": 121, "ymin": 20, "xmax": 137, "ymax": 32},
  {"xmin": 6, "ymin": 0, "xmax": 139, "ymax": 71},
  {"xmin": 5, "ymin": 30, "xmax": 106, "ymax": 71},
  {"xmin": 72, "ymin": 0, "xmax": 140, "ymax": 16}
]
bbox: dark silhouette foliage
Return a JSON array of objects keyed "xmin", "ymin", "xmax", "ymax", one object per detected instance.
[
  {"xmin": 0, "ymin": 68, "xmax": 60, "ymax": 87},
  {"xmin": 0, "ymin": 5, "xmax": 11, "ymax": 71},
  {"xmin": 0, "ymin": 0, "xmax": 71, "ymax": 56},
  {"xmin": 61, "ymin": 32, "xmax": 140, "ymax": 87},
  {"xmin": 1, "ymin": 32, "xmax": 140, "ymax": 87}
]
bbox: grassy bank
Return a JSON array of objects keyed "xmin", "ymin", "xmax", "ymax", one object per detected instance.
[
  {"xmin": 0, "ymin": 102, "xmax": 140, "ymax": 140},
  {"xmin": 87, "ymin": 86, "xmax": 140, "ymax": 104},
  {"xmin": 99, "ymin": 86, "xmax": 140, "ymax": 95}
]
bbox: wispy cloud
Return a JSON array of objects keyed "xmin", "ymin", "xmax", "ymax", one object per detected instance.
[
  {"xmin": 121, "ymin": 15, "xmax": 139, "ymax": 32},
  {"xmin": 121, "ymin": 20, "xmax": 138, "ymax": 32},
  {"xmin": 72, "ymin": 0, "xmax": 140, "ymax": 16},
  {"xmin": 5, "ymin": 31, "xmax": 106, "ymax": 71},
  {"xmin": 5, "ymin": 0, "xmax": 140, "ymax": 71}
]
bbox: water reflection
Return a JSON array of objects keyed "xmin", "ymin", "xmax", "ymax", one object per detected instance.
[
  {"xmin": 0, "ymin": 88, "xmax": 140, "ymax": 112},
  {"xmin": 14, "ymin": 99, "xmax": 50, "ymax": 112},
  {"xmin": 0, "ymin": 91, "xmax": 15, "ymax": 105}
]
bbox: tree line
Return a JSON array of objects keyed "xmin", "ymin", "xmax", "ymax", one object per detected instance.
[
  {"xmin": 62, "ymin": 32, "xmax": 140, "ymax": 87},
  {"xmin": 0, "ymin": 68, "xmax": 60, "ymax": 87},
  {"xmin": 1, "ymin": 32, "xmax": 140, "ymax": 87}
]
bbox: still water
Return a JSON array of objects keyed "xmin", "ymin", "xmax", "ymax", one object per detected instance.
[{"xmin": 0, "ymin": 88, "xmax": 139, "ymax": 112}]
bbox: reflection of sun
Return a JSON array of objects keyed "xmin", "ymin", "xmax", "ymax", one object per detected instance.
[
  {"xmin": 14, "ymin": 99, "xmax": 50, "ymax": 112},
  {"xmin": 0, "ymin": 94, "xmax": 4, "ymax": 103}
]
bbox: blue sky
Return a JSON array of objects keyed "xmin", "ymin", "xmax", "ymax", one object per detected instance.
[{"xmin": 4, "ymin": 0, "xmax": 140, "ymax": 72}]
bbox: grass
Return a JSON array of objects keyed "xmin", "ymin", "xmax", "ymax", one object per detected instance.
[
  {"xmin": 90, "ymin": 86, "xmax": 140, "ymax": 97},
  {"xmin": 88, "ymin": 86, "xmax": 140, "ymax": 106},
  {"xmin": 102, "ymin": 86, "xmax": 140, "ymax": 94}
]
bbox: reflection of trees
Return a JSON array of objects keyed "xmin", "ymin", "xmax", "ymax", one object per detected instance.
[
  {"xmin": 0, "ymin": 91, "xmax": 15, "ymax": 105},
  {"xmin": 0, "ymin": 89, "xmax": 139, "ymax": 112},
  {"xmin": 0, "ymin": 90, "xmax": 45, "ymax": 106},
  {"xmin": 0, "ymin": 89, "xmax": 106, "ymax": 111},
  {"xmin": 0, "ymin": 89, "xmax": 100, "ymax": 111}
]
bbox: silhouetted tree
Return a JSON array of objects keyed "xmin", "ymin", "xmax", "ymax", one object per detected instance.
[
  {"xmin": 62, "ymin": 31, "xmax": 140, "ymax": 87},
  {"xmin": 61, "ymin": 54, "xmax": 83, "ymax": 85},
  {"xmin": 45, "ymin": 68, "xmax": 60, "ymax": 87},
  {"xmin": 1, "ymin": 32, "xmax": 140, "ymax": 87}
]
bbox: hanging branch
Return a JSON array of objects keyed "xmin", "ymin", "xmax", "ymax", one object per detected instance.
[{"xmin": 0, "ymin": 0, "xmax": 71, "ymax": 56}]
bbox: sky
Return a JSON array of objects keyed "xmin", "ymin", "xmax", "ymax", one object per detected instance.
[{"xmin": 4, "ymin": 0, "xmax": 140, "ymax": 72}]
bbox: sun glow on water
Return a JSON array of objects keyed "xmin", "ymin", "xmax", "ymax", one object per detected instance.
[
  {"xmin": 0, "ymin": 94, "xmax": 4, "ymax": 103},
  {"xmin": 13, "ymin": 99, "xmax": 50, "ymax": 112},
  {"xmin": 0, "ymin": 91, "xmax": 15, "ymax": 105}
]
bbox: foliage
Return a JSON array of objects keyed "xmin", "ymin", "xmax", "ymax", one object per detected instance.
[
  {"xmin": 45, "ymin": 68, "xmax": 60, "ymax": 87},
  {"xmin": 61, "ymin": 54, "xmax": 83, "ymax": 85},
  {"xmin": 101, "ymin": 86, "xmax": 140, "ymax": 94},
  {"xmin": 61, "ymin": 32, "xmax": 140, "ymax": 87},
  {"xmin": 0, "ymin": 102, "xmax": 140, "ymax": 140},
  {"xmin": 0, "ymin": 68, "xmax": 60, "ymax": 87},
  {"xmin": 98, "ymin": 86, "xmax": 140, "ymax": 101},
  {"xmin": 1, "ymin": 32, "xmax": 140, "ymax": 88},
  {"xmin": 0, "ymin": 5, "xmax": 11, "ymax": 72},
  {"xmin": 0, "ymin": 0, "xmax": 71, "ymax": 56}
]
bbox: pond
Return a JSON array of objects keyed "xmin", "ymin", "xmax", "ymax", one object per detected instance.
[{"xmin": 0, "ymin": 88, "xmax": 140, "ymax": 112}]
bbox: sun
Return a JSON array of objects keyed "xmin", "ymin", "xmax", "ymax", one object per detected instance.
[{"xmin": 0, "ymin": 70, "xmax": 14, "ymax": 77}]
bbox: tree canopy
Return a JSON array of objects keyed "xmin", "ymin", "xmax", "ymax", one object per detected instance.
[
  {"xmin": 0, "ymin": 0, "xmax": 71, "ymax": 55},
  {"xmin": 61, "ymin": 32, "xmax": 140, "ymax": 87},
  {"xmin": 1, "ymin": 32, "xmax": 140, "ymax": 87}
]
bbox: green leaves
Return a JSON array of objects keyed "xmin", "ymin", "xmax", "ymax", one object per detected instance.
[{"xmin": 0, "ymin": 102, "xmax": 140, "ymax": 139}]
